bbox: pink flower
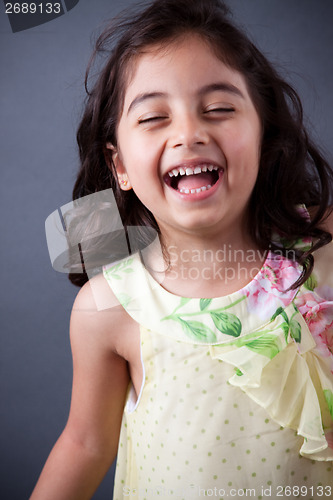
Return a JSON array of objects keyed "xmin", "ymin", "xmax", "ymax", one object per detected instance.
[
  {"xmin": 295, "ymin": 290, "xmax": 333, "ymax": 365},
  {"xmin": 245, "ymin": 254, "xmax": 300, "ymax": 319},
  {"xmin": 322, "ymin": 329, "xmax": 333, "ymax": 356},
  {"xmin": 296, "ymin": 292, "xmax": 333, "ymax": 337}
]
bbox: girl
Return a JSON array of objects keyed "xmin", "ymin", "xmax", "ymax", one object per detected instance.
[{"xmin": 32, "ymin": 0, "xmax": 333, "ymax": 498}]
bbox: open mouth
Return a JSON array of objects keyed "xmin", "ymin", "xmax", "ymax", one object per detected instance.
[{"xmin": 164, "ymin": 164, "xmax": 223, "ymax": 194}]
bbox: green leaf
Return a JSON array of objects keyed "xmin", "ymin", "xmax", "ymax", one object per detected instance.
[
  {"xmin": 270, "ymin": 306, "xmax": 284, "ymax": 321},
  {"xmin": 112, "ymin": 258, "xmax": 133, "ymax": 272},
  {"xmin": 304, "ymin": 274, "xmax": 318, "ymax": 291},
  {"xmin": 234, "ymin": 367, "xmax": 243, "ymax": 377},
  {"xmin": 105, "ymin": 258, "xmax": 134, "ymax": 279},
  {"xmin": 246, "ymin": 336, "xmax": 281, "ymax": 359},
  {"xmin": 210, "ymin": 312, "xmax": 242, "ymax": 337},
  {"xmin": 271, "ymin": 306, "xmax": 289, "ymax": 325},
  {"xmin": 179, "ymin": 318, "xmax": 217, "ymax": 343},
  {"xmin": 117, "ymin": 293, "xmax": 132, "ymax": 308},
  {"xmin": 290, "ymin": 319, "xmax": 301, "ymax": 343},
  {"xmin": 200, "ymin": 298, "xmax": 212, "ymax": 311},
  {"xmin": 323, "ymin": 389, "xmax": 333, "ymax": 419},
  {"xmin": 179, "ymin": 297, "xmax": 191, "ymax": 308},
  {"xmin": 168, "ymin": 297, "xmax": 192, "ymax": 317},
  {"xmin": 281, "ymin": 322, "xmax": 290, "ymax": 342}
]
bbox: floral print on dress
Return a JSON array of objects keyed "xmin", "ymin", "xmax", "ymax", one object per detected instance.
[
  {"xmin": 243, "ymin": 254, "xmax": 301, "ymax": 319},
  {"xmin": 161, "ymin": 295, "xmax": 246, "ymax": 342},
  {"xmin": 294, "ymin": 287, "xmax": 333, "ymax": 371}
]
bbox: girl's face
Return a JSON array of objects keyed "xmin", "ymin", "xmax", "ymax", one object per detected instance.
[{"xmin": 112, "ymin": 35, "xmax": 262, "ymax": 242}]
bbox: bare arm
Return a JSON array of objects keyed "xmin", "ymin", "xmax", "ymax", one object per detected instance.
[{"xmin": 30, "ymin": 275, "xmax": 130, "ymax": 500}]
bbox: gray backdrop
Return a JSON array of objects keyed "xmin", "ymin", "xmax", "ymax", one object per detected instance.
[{"xmin": 1, "ymin": 1, "xmax": 332, "ymax": 499}]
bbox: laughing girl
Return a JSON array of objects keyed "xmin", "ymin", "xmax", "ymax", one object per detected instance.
[{"xmin": 31, "ymin": 1, "xmax": 333, "ymax": 498}]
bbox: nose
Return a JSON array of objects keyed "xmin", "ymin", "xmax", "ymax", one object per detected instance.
[{"xmin": 169, "ymin": 112, "xmax": 209, "ymax": 149}]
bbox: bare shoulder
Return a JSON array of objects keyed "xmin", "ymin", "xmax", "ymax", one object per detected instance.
[
  {"xmin": 70, "ymin": 272, "xmax": 135, "ymax": 357},
  {"xmin": 72, "ymin": 272, "xmax": 120, "ymax": 313}
]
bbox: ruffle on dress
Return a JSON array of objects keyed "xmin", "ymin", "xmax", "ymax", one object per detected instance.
[{"xmin": 210, "ymin": 303, "xmax": 333, "ymax": 461}]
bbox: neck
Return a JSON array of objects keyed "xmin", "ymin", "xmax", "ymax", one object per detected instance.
[{"xmin": 146, "ymin": 224, "xmax": 267, "ymax": 298}]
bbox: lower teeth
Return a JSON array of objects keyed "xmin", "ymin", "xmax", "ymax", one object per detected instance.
[{"xmin": 179, "ymin": 185, "xmax": 212, "ymax": 194}]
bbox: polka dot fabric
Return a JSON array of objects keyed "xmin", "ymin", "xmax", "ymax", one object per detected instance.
[{"xmin": 103, "ymin": 240, "xmax": 333, "ymax": 499}]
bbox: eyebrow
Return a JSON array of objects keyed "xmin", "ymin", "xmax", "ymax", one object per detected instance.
[
  {"xmin": 198, "ymin": 82, "xmax": 244, "ymax": 99},
  {"xmin": 127, "ymin": 92, "xmax": 167, "ymax": 115},
  {"xmin": 127, "ymin": 82, "xmax": 244, "ymax": 115}
]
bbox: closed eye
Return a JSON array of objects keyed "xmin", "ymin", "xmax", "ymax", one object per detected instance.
[
  {"xmin": 138, "ymin": 116, "xmax": 168, "ymax": 124},
  {"xmin": 204, "ymin": 107, "xmax": 235, "ymax": 114}
]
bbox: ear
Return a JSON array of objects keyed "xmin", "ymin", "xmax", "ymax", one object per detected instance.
[{"xmin": 105, "ymin": 142, "xmax": 132, "ymax": 191}]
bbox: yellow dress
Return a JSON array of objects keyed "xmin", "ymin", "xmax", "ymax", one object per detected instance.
[{"xmin": 103, "ymin": 241, "xmax": 333, "ymax": 500}]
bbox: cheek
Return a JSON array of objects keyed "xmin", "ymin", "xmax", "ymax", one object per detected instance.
[
  {"xmin": 225, "ymin": 134, "xmax": 261, "ymax": 188},
  {"xmin": 228, "ymin": 123, "xmax": 261, "ymax": 165},
  {"xmin": 125, "ymin": 145, "xmax": 164, "ymax": 188}
]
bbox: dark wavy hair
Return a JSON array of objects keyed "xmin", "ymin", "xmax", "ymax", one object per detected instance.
[{"xmin": 69, "ymin": 0, "xmax": 332, "ymax": 287}]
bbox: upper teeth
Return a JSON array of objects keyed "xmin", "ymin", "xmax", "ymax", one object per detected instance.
[{"xmin": 168, "ymin": 164, "xmax": 219, "ymax": 177}]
